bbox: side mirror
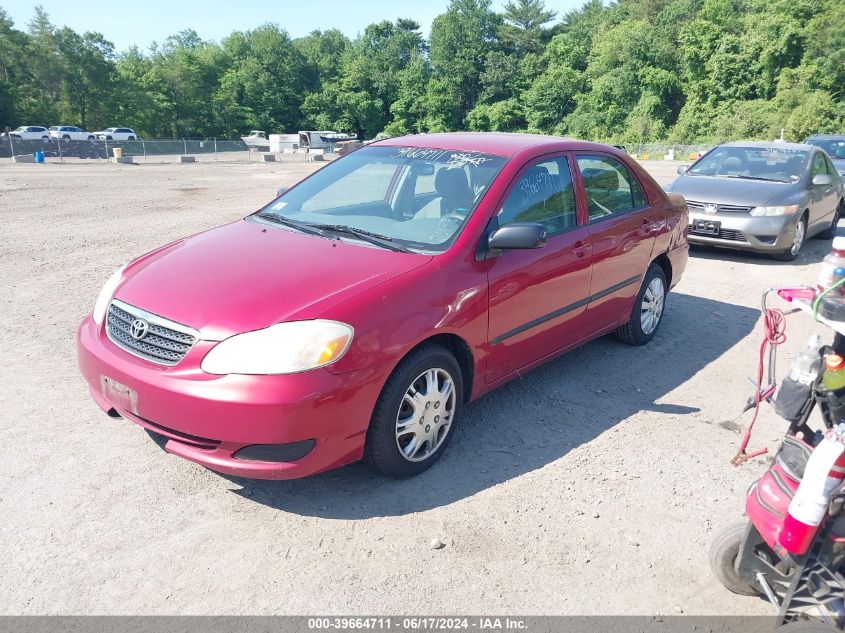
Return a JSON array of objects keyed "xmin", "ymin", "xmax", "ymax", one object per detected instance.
[
  {"xmin": 813, "ymin": 174, "xmax": 832, "ymax": 187},
  {"xmin": 276, "ymin": 185, "xmax": 289, "ymax": 197},
  {"xmin": 677, "ymin": 165, "xmax": 689, "ymax": 175},
  {"xmin": 488, "ymin": 223, "xmax": 548, "ymax": 250}
]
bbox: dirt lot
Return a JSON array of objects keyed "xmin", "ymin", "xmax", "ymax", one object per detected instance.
[{"xmin": 0, "ymin": 158, "xmax": 837, "ymax": 615}]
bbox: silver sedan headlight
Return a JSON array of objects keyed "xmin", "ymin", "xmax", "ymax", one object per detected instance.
[{"xmin": 749, "ymin": 204, "xmax": 800, "ymax": 217}]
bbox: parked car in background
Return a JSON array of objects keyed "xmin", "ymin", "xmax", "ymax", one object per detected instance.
[
  {"xmin": 804, "ymin": 134, "xmax": 845, "ymax": 178},
  {"xmin": 4, "ymin": 126, "xmax": 49, "ymax": 141},
  {"xmin": 78, "ymin": 133, "xmax": 688, "ymax": 480},
  {"xmin": 93, "ymin": 127, "xmax": 137, "ymax": 141},
  {"xmin": 49, "ymin": 125, "xmax": 95, "ymax": 141},
  {"xmin": 666, "ymin": 141, "xmax": 844, "ymax": 260}
]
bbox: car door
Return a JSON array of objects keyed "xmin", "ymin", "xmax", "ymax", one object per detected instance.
[
  {"xmin": 808, "ymin": 151, "xmax": 837, "ymax": 230},
  {"xmin": 575, "ymin": 152, "xmax": 657, "ymax": 334},
  {"xmin": 485, "ymin": 153, "xmax": 593, "ymax": 383}
]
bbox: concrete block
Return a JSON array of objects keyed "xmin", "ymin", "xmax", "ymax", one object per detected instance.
[
  {"xmin": 260, "ymin": 153, "xmax": 276, "ymax": 162},
  {"xmin": 178, "ymin": 155, "xmax": 196, "ymax": 163},
  {"xmin": 307, "ymin": 153, "xmax": 325, "ymax": 162},
  {"xmin": 12, "ymin": 154, "xmax": 36, "ymax": 163},
  {"xmin": 111, "ymin": 156, "xmax": 134, "ymax": 164}
]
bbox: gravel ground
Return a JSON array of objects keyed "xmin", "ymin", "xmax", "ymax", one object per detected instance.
[{"xmin": 0, "ymin": 158, "xmax": 837, "ymax": 615}]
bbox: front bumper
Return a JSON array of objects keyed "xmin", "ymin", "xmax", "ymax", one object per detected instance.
[
  {"xmin": 77, "ymin": 315, "xmax": 385, "ymax": 479},
  {"xmin": 687, "ymin": 210, "xmax": 799, "ymax": 253}
]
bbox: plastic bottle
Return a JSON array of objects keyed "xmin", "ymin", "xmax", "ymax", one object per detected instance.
[
  {"xmin": 788, "ymin": 334, "xmax": 823, "ymax": 385},
  {"xmin": 818, "ymin": 237, "xmax": 845, "ymax": 291},
  {"xmin": 780, "ymin": 429, "xmax": 845, "ymax": 555},
  {"xmin": 823, "ymin": 355, "xmax": 845, "ymax": 391}
]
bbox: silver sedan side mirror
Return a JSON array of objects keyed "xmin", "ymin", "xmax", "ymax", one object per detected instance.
[
  {"xmin": 677, "ymin": 165, "xmax": 689, "ymax": 175},
  {"xmin": 813, "ymin": 174, "xmax": 833, "ymax": 187}
]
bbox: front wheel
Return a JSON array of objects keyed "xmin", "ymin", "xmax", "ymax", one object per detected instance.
[
  {"xmin": 128, "ymin": 135, "xmax": 136, "ymax": 141},
  {"xmin": 774, "ymin": 215, "xmax": 807, "ymax": 261},
  {"xmin": 615, "ymin": 263, "xmax": 667, "ymax": 346},
  {"xmin": 709, "ymin": 522, "xmax": 761, "ymax": 596},
  {"xmin": 364, "ymin": 344, "xmax": 463, "ymax": 478}
]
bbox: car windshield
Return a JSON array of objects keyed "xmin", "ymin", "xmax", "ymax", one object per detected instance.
[
  {"xmin": 807, "ymin": 138, "xmax": 845, "ymax": 160},
  {"xmin": 12, "ymin": 127, "xmax": 25, "ymax": 132},
  {"xmin": 256, "ymin": 146, "xmax": 507, "ymax": 252},
  {"xmin": 49, "ymin": 126, "xmax": 59, "ymax": 131},
  {"xmin": 687, "ymin": 146, "xmax": 809, "ymax": 183}
]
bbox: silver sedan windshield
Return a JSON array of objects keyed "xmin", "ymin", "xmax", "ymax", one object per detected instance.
[{"xmin": 688, "ymin": 146, "xmax": 809, "ymax": 183}]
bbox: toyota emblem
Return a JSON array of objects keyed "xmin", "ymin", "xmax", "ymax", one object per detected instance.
[
  {"xmin": 704, "ymin": 203, "xmax": 718, "ymax": 214},
  {"xmin": 130, "ymin": 318, "xmax": 149, "ymax": 340}
]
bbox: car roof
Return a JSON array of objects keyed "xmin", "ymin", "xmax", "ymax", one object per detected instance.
[
  {"xmin": 371, "ymin": 132, "xmax": 615, "ymax": 157},
  {"xmin": 719, "ymin": 140, "xmax": 817, "ymax": 151}
]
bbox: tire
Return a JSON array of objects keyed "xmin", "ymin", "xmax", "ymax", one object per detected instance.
[
  {"xmin": 105, "ymin": 136, "xmax": 112, "ymax": 141},
  {"xmin": 364, "ymin": 344, "xmax": 463, "ymax": 478},
  {"xmin": 87, "ymin": 135, "xmax": 95, "ymax": 142},
  {"xmin": 818, "ymin": 200, "xmax": 843, "ymax": 241},
  {"xmin": 128, "ymin": 136, "xmax": 135, "ymax": 141},
  {"xmin": 709, "ymin": 522, "xmax": 761, "ymax": 597},
  {"xmin": 774, "ymin": 621, "xmax": 839, "ymax": 633},
  {"xmin": 61, "ymin": 135, "xmax": 70, "ymax": 141},
  {"xmin": 774, "ymin": 215, "xmax": 807, "ymax": 261},
  {"xmin": 615, "ymin": 263, "xmax": 667, "ymax": 346},
  {"xmin": 40, "ymin": 135, "xmax": 48, "ymax": 142}
]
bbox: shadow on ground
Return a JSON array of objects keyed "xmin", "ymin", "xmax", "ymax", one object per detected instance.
[
  {"xmin": 218, "ymin": 292, "xmax": 758, "ymax": 518},
  {"xmin": 689, "ymin": 226, "xmax": 841, "ymax": 266}
]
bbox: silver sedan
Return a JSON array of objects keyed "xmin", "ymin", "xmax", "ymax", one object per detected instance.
[{"xmin": 665, "ymin": 141, "xmax": 844, "ymax": 260}]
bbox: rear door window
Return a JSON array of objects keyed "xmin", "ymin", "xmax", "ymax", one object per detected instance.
[{"xmin": 576, "ymin": 155, "xmax": 646, "ymax": 221}]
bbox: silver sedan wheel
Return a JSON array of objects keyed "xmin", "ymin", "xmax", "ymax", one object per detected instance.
[
  {"xmin": 790, "ymin": 219, "xmax": 806, "ymax": 256},
  {"xmin": 395, "ymin": 368, "xmax": 456, "ymax": 463},
  {"xmin": 640, "ymin": 277, "xmax": 665, "ymax": 335}
]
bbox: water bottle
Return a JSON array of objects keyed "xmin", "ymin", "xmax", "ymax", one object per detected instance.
[
  {"xmin": 818, "ymin": 237, "xmax": 845, "ymax": 291},
  {"xmin": 788, "ymin": 334, "xmax": 823, "ymax": 385}
]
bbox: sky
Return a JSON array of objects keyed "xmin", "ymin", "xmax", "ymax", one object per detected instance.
[{"xmin": 2, "ymin": 0, "xmax": 586, "ymax": 52}]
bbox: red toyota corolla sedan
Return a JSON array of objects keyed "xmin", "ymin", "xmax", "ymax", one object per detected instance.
[{"xmin": 77, "ymin": 133, "xmax": 689, "ymax": 479}]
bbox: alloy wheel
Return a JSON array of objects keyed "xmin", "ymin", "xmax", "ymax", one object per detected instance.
[
  {"xmin": 395, "ymin": 368, "xmax": 456, "ymax": 462},
  {"xmin": 640, "ymin": 277, "xmax": 665, "ymax": 335},
  {"xmin": 790, "ymin": 219, "xmax": 806, "ymax": 256}
]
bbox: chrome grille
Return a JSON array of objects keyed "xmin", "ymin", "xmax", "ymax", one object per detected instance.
[
  {"xmin": 106, "ymin": 300, "xmax": 198, "ymax": 366},
  {"xmin": 686, "ymin": 200, "xmax": 752, "ymax": 214}
]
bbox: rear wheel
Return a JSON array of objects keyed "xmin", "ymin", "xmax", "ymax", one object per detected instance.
[
  {"xmin": 615, "ymin": 263, "xmax": 667, "ymax": 346},
  {"xmin": 709, "ymin": 522, "xmax": 761, "ymax": 596},
  {"xmin": 128, "ymin": 135, "xmax": 136, "ymax": 141},
  {"xmin": 818, "ymin": 200, "xmax": 843, "ymax": 241},
  {"xmin": 364, "ymin": 344, "xmax": 463, "ymax": 478},
  {"xmin": 774, "ymin": 215, "xmax": 807, "ymax": 261},
  {"xmin": 61, "ymin": 134, "xmax": 70, "ymax": 141}
]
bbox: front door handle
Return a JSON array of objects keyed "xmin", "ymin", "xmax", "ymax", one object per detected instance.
[{"xmin": 571, "ymin": 241, "xmax": 591, "ymax": 258}]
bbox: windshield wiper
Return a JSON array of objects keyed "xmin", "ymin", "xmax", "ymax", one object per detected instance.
[
  {"xmin": 719, "ymin": 174, "xmax": 787, "ymax": 183},
  {"xmin": 259, "ymin": 212, "xmax": 328, "ymax": 237},
  {"xmin": 308, "ymin": 224, "xmax": 413, "ymax": 253}
]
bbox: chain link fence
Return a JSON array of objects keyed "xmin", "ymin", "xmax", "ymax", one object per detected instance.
[
  {"xmin": 1, "ymin": 135, "xmax": 712, "ymax": 164},
  {"xmin": 0, "ymin": 136, "xmax": 330, "ymax": 163},
  {"xmin": 621, "ymin": 143, "xmax": 714, "ymax": 161}
]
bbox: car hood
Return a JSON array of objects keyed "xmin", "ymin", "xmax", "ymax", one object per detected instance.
[
  {"xmin": 114, "ymin": 219, "xmax": 432, "ymax": 340},
  {"xmin": 671, "ymin": 175, "xmax": 796, "ymax": 207}
]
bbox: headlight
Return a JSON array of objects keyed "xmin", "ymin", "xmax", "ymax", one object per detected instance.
[
  {"xmin": 749, "ymin": 204, "xmax": 800, "ymax": 217},
  {"xmin": 92, "ymin": 265, "xmax": 125, "ymax": 325},
  {"xmin": 201, "ymin": 320, "xmax": 354, "ymax": 375}
]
